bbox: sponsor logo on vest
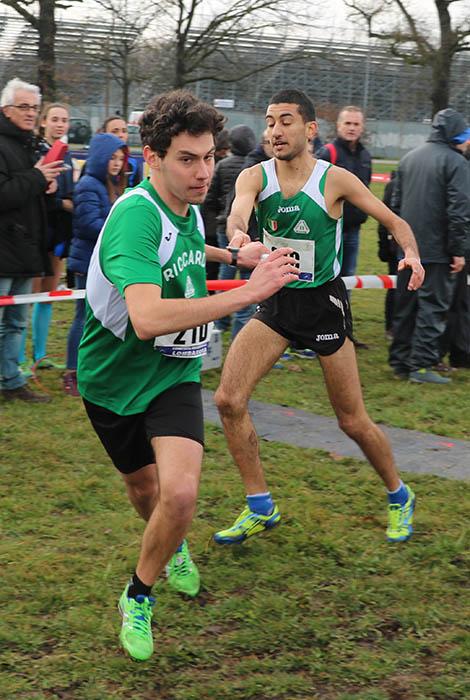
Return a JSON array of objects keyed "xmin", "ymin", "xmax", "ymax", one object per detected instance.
[
  {"xmin": 185, "ymin": 275, "xmax": 195, "ymax": 298},
  {"xmin": 278, "ymin": 205, "xmax": 300, "ymax": 213},
  {"xmin": 316, "ymin": 332, "xmax": 339, "ymax": 341},
  {"xmin": 268, "ymin": 218, "xmax": 278, "ymax": 231},
  {"xmin": 163, "ymin": 249, "xmax": 206, "ymax": 281},
  {"xmin": 293, "ymin": 219, "xmax": 310, "ymax": 234}
]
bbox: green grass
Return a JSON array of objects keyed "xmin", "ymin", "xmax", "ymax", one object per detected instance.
[
  {"xmin": 371, "ymin": 161, "xmax": 398, "ymax": 175},
  {"xmin": 204, "ymin": 185, "xmax": 470, "ymax": 441},
  {"xmin": 1, "ymin": 178, "xmax": 469, "ymax": 699}
]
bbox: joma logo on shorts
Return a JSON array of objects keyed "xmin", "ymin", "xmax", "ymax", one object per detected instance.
[{"xmin": 316, "ymin": 333, "xmax": 339, "ymax": 341}]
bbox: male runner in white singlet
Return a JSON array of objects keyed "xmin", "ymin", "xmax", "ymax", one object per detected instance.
[
  {"xmin": 213, "ymin": 88, "xmax": 425, "ymax": 548},
  {"xmin": 77, "ymin": 90, "xmax": 299, "ymax": 661}
]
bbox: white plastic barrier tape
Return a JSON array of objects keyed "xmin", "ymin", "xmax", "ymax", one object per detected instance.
[{"xmin": 0, "ymin": 275, "xmax": 397, "ymax": 307}]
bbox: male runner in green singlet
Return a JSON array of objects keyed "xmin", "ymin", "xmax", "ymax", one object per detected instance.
[
  {"xmin": 77, "ymin": 90, "xmax": 299, "ymax": 661},
  {"xmin": 213, "ymin": 88, "xmax": 425, "ymax": 548}
]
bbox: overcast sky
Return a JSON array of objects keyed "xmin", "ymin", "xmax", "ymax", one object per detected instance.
[
  {"xmin": 53, "ymin": 0, "xmax": 469, "ymax": 45},
  {"xmin": 1, "ymin": 0, "xmax": 468, "ymax": 45},
  {"xmin": 56, "ymin": 0, "xmax": 363, "ymax": 39}
]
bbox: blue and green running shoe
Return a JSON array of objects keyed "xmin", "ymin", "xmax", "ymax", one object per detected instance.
[
  {"xmin": 386, "ymin": 486, "xmax": 416, "ymax": 542},
  {"xmin": 213, "ymin": 504, "xmax": 281, "ymax": 545},
  {"xmin": 118, "ymin": 584, "xmax": 155, "ymax": 661},
  {"xmin": 166, "ymin": 540, "xmax": 200, "ymax": 597}
]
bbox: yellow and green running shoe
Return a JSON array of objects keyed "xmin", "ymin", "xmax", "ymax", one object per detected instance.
[
  {"xmin": 387, "ymin": 486, "xmax": 416, "ymax": 542},
  {"xmin": 213, "ymin": 504, "xmax": 281, "ymax": 545},
  {"xmin": 166, "ymin": 540, "xmax": 200, "ymax": 597},
  {"xmin": 118, "ymin": 584, "xmax": 155, "ymax": 661}
]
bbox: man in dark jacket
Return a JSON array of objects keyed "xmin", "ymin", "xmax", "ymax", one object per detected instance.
[
  {"xmin": 316, "ymin": 106, "xmax": 372, "ymax": 278},
  {"xmin": 244, "ymin": 129, "xmax": 273, "ymax": 168},
  {"xmin": 0, "ymin": 78, "xmax": 63, "ymax": 402},
  {"xmin": 202, "ymin": 129, "xmax": 230, "ymax": 283},
  {"xmin": 377, "ymin": 171, "xmax": 399, "ymax": 337},
  {"xmin": 203, "ymin": 124, "xmax": 257, "ymax": 337},
  {"xmin": 389, "ymin": 108, "xmax": 470, "ymax": 384},
  {"xmin": 316, "ymin": 106, "xmax": 372, "ymax": 348}
]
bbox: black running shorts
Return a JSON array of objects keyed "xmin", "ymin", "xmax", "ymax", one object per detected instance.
[
  {"xmin": 253, "ymin": 277, "xmax": 353, "ymax": 356},
  {"xmin": 83, "ymin": 382, "xmax": 204, "ymax": 474}
]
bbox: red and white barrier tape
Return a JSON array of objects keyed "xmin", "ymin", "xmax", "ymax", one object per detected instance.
[
  {"xmin": 0, "ymin": 275, "xmax": 397, "ymax": 307},
  {"xmin": 371, "ymin": 173, "xmax": 391, "ymax": 183}
]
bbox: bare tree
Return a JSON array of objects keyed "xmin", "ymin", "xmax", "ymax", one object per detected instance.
[
  {"xmin": 89, "ymin": 0, "xmax": 161, "ymax": 116},
  {"xmin": 345, "ymin": 0, "xmax": 470, "ymax": 115},
  {"xmin": 156, "ymin": 0, "xmax": 300, "ymax": 89},
  {"xmin": 0, "ymin": 0, "xmax": 83, "ymax": 100}
]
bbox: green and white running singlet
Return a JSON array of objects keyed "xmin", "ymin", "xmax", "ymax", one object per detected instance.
[
  {"xmin": 257, "ymin": 158, "xmax": 343, "ymax": 288},
  {"xmin": 77, "ymin": 179, "xmax": 209, "ymax": 415}
]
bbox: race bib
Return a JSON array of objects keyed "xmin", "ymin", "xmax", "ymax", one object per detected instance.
[
  {"xmin": 154, "ymin": 322, "xmax": 213, "ymax": 358},
  {"xmin": 263, "ymin": 231, "xmax": 315, "ymax": 281}
]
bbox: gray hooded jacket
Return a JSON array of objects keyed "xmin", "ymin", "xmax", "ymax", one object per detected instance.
[{"xmin": 392, "ymin": 108, "xmax": 470, "ymax": 262}]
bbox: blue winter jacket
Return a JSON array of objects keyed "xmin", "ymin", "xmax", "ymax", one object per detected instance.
[{"xmin": 68, "ymin": 133, "xmax": 127, "ymax": 275}]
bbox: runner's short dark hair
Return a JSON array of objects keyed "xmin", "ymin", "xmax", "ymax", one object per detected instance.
[
  {"xmin": 140, "ymin": 90, "xmax": 226, "ymax": 157},
  {"xmin": 269, "ymin": 89, "xmax": 316, "ymax": 122}
]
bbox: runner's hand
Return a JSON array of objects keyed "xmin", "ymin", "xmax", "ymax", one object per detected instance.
[
  {"xmin": 245, "ymin": 247, "xmax": 299, "ymax": 302},
  {"xmin": 229, "ymin": 230, "xmax": 251, "ymax": 248},
  {"xmin": 237, "ymin": 241, "xmax": 270, "ymax": 269},
  {"xmin": 398, "ymin": 255, "xmax": 425, "ymax": 291},
  {"xmin": 450, "ymin": 256, "xmax": 465, "ymax": 274}
]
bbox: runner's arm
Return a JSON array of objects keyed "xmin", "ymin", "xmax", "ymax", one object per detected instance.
[
  {"xmin": 226, "ymin": 166, "xmax": 263, "ymax": 247},
  {"xmin": 205, "ymin": 241, "xmax": 269, "ymax": 269},
  {"xmin": 331, "ymin": 169, "xmax": 425, "ymax": 291},
  {"xmin": 125, "ymin": 247, "xmax": 299, "ymax": 340}
]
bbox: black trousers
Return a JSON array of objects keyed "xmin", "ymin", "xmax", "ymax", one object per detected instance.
[
  {"xmin": 442, "ymin": 264, "xmax": 470, "ymax": 366},
  {"xmin": 389, "ymin": 263, "xmax": 456, "ymax": 373}
]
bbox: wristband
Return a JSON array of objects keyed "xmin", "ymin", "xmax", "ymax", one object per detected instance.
[{"xmin": 227, "ymin": 247, "xmax": 239, "ymax": 267}]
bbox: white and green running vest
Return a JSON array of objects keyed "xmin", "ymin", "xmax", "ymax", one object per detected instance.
[
  {"xmin": 77, "ymin": 180, "xmax": 209, "ymax": 415},
  {"xmin": 257, "ymin": 158, "xmax": 343, "ymax": 288}
]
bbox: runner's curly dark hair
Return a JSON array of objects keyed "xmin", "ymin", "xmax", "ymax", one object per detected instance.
[{"xmin": 140, "ymin": 90, "xmax": 226, "ymax": 157}]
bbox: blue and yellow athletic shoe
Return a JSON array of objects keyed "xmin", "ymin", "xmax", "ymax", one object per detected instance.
[
  {"xmin": 166, "ymin": 540, "xmax": 200, "ymax": 597},
  {"xmin": 386, "ymin": 486, "xmax": 416, "ymax": 542},
  {"xmin": 213, "ymin": 504, "xmax": 281, "ymax": 545},
  {"xmin": 118, "ymin": 584, "xmax": 155, "ymax": 661}
]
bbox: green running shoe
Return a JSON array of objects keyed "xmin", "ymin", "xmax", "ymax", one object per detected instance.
[
  {"xmin": 213, "ymin": 504, "xmax": 281, "ymax": 545},
  {"xmin": 387, "ymin": 486, "xmax": 416, "ymax": 542},
  {"xmin": 19, "ymin": 363, "xmax": 33, "ymax": 380},
  {"xmin": 118, "ymin": 584, "xmax": 155, "ymax": 661},
  {"xmin": 166, "ymin": 540, "xmax": 200, "ymax": 597},
  {"xmin": 35, "ymin": 357, "xmax": 66, "ymax": 370}
]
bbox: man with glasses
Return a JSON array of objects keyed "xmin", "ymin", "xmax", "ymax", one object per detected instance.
[{"xmin": 0, "ymin": 78, "xmax": 64, "ymax": 402}]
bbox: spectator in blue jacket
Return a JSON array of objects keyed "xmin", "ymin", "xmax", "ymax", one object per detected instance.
[
  {"xmin": 64, "ymin": 132, "xmax": 127, "ymax": 395},
  {"xmin": 101, "ymin": 115, "xmax": 141, "ymax": 186}
]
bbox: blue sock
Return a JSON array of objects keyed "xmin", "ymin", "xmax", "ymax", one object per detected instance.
[
  {"xmin": 246, "ymin": 492, "xmax": 274, "ymax": 516},
  {"xmin": 32, "ymin": 302, "xmax": 52, "ymax": 361},
  {"xmin": 387, "ymin": 481, "xmax": 408, "ymax": 506}
]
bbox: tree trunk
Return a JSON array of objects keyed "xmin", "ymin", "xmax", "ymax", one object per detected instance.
[
  {"xmin": 122, "ymin": 75, "xmax": 130, "ymax": 118},
  {"xmin": 431, "ymin": 0, "xmax": 453, "ymax": 115},
  {"xmin": 121, "ymin": 50, "xmax": 130, "ymax": 117},
  {"xmin": 174, "ymin": 33, "xmax": 186, "ymax": 88},
  {"xmin": 174, "ymin": 0, "xmax": 186, "ymax": 88},
  {"xmin": 430, "ymin": 52, "xmax": 451, "ymax": 115},
  {"xmin": 37, "ymin": 0, "xmax": 56, "ymax": 101}
]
